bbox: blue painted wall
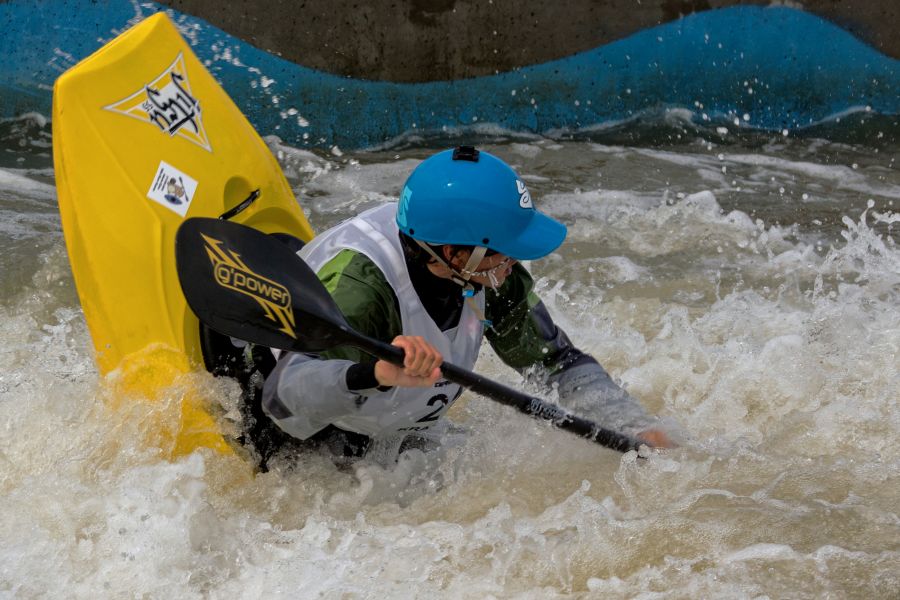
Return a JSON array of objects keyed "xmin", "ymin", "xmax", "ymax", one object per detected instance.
[{"xmin": 2, "ymin": 0, "xmax": 898, "ymax": 149}]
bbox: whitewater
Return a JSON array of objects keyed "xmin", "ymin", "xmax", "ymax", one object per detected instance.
[{"xmin": 1, "ymin": 113, "xmax": 898, "ymax": 598}]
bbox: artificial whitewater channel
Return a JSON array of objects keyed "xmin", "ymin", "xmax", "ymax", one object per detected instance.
[{"xmin": 1, "ymin": 112, "xmax": 898, "ymax": 597}]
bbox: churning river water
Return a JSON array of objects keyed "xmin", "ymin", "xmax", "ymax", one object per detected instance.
[{"xmin": 0, "ymin": 112, "xmax": 898, "ymax": 598}]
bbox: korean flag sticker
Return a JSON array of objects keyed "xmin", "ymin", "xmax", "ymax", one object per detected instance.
[{"xmin": 147, "ymin": 160, "xmax": 198, "ymax": 218}]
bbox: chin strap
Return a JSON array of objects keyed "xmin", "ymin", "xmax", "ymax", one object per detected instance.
[{"xmin": 414, "ymin": 240, "xmax": 487, "ymax": 290}]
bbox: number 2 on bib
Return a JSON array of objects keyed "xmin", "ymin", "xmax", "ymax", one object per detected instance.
[{"xmin": 416, "ymin": 393, "xmax": 449, "ymax": 423}]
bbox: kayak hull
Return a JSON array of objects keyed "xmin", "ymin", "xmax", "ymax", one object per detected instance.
[{"xmin": 53, "ymin": 13, "xmax": 314, "ymax": 456}]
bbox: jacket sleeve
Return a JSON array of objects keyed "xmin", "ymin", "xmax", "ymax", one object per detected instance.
[
  {"xmin": 261, "ymin": 352, "xmax": 363, "ymax": 440},
  {"xmin": 484, "ymin": 264, "xmax": 658, "ymax": 435},
  {"xmin": 260, "ymin": 250, "xmax": 401, "ymax": 439}
]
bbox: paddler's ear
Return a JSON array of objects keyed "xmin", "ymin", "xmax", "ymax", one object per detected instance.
[
  {"xmin": 442, "ymin": 245, "xmax": 470, "ymax": 267},
  {"xmin": 441, "ymin": 245, "xmax": 455, "ymax": 262}
]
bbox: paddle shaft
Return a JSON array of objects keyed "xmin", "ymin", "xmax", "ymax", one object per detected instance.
[{"xmin": 344, "ymin": 325, "xmax": 642, "ymax": 453}]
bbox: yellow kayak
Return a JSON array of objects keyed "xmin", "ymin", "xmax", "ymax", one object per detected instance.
[{"xmin": 53, "ymin": 13, "xmax": 314, "ymax": 456}]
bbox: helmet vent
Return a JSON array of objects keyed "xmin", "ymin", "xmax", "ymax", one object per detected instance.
[{"xmin": 452, "ymin": 146, "xmax": 480, "ymax": 162}]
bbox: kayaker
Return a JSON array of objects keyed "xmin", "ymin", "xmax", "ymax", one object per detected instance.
[{"xmin": 250, "ymin": 146, "xmax": 672, "ymax": 463}]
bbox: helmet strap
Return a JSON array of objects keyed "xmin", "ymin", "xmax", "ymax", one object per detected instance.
[
  {"xmin": 460, "ymin": 246, "xmax": 489, "ymax": 279},
  {"xmin": 415, "ymin": 240, "xmax": 488, "ymax": 291}
]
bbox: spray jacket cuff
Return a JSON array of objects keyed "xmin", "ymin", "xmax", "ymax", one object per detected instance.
[{"xmin": 346, "ymin": 361, "xmax": 392, "ymax": 392}]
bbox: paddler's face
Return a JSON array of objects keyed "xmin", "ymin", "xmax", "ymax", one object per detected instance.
[{"xmin": 447, "ymin": 248, "xmax": 517, "ymax": 289}]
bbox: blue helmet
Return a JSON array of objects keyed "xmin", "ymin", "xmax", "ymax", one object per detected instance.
[{"xmin": 396, "ymin": 147, "xmax": 567, "ymax": 260}]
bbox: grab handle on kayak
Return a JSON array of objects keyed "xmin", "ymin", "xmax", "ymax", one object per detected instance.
[{"xmin": 219, "ymin": 188, "xmax": 261, "ymax": 221}]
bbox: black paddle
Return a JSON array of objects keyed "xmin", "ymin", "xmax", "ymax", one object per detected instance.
[{"xmin": 174, "ymin": 217, "xmax": 644, "ymax": 453}]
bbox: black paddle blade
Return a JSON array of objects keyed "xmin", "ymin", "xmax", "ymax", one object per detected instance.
[{"xmin": 175, "ymin": 217, "xmax": 352, "ymax": 352}]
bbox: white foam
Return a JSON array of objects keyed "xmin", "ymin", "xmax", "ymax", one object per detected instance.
[
  {"xmin": 2, "ymin": 136, "xmax": 899, "ymax": 598},
  {"xmin": 0, "ymin": 112, "xmax": 49, "ymax": 128},
  {"xmin": 723, "ymin": 543, "xmax": 798, "ymax": 563},
  {"xmin": 0, "ymin": 168, "xmax": 57, "ymax": 199}
]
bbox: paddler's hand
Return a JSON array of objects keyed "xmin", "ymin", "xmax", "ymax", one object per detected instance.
[
  {"xmin": 375, "ymin": 335, "xmax": 443, "ymax": 388},
  {"xmin": 636, "ymin": 428, "xmax": 676, "ymax": 449}
]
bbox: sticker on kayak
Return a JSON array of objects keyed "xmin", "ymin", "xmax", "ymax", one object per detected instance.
[
  {"xmin": 104, "ymin": 53, "xmax": 212, "ymax": 152},
  {"xmin": 147, "ymin": 161, "xmax": 198, "ymax": 217},
  {"xmin": 201, "ymin": 233, "xmax": 297, "ymax": 339}
]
